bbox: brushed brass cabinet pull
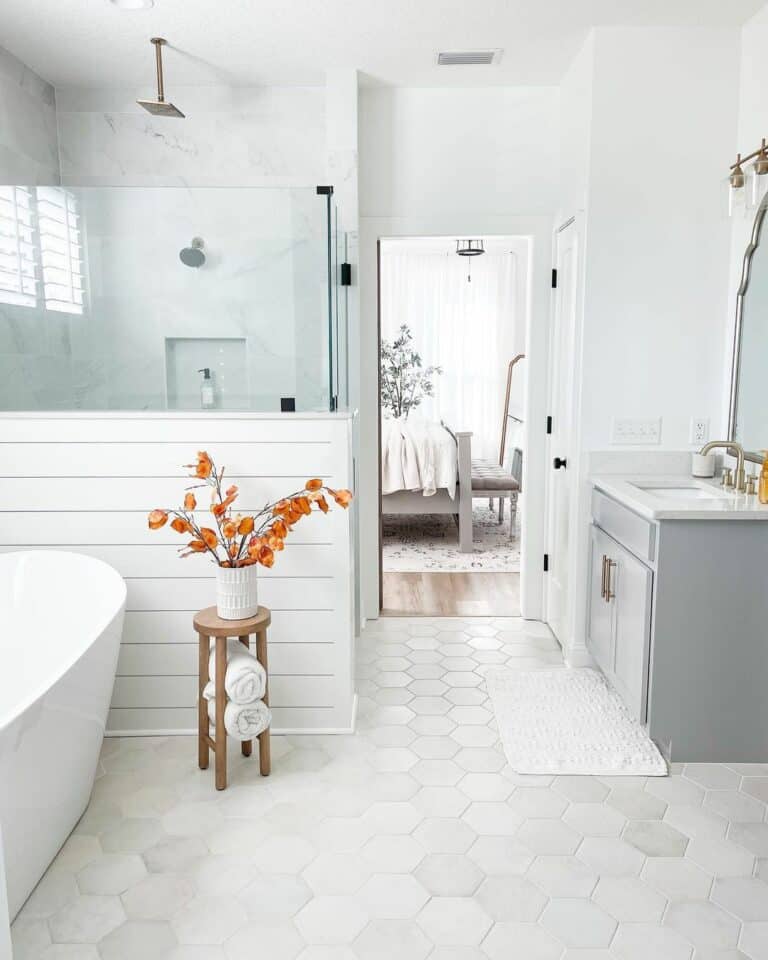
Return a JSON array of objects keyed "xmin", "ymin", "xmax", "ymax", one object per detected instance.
[
  {"xmin": 605, "ymin": 559, "xmax": 617, "ymax": 602},
  {"xmin": 600, "ymin": 555, "xmax": 608, "ymax": 600}
]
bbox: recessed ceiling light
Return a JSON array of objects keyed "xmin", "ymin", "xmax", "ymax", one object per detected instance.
[{"xmin": 110, "ymin": 0, "xmax": 154, "ymax": 9}]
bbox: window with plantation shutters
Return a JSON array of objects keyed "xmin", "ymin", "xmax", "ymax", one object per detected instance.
[
  {"xmin": 0, "ymin": 186, "xmax": 38, "ymax": 308},
  {"xmin": 36, "ymin": 186, "xmax": 84, "ymax": 315}
]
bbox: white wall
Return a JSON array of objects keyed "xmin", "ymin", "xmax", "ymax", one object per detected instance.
[
  {"xmin": 0, "ymin": 413, "xmax": 356, "ymax": 734},
  {"xmin": 0, "ymin": 44, "xmax": 59, "ymax": 183},
  {"xmin": 556, "ymin": 26, "xmax": 741, "ymax": 659},
  {"xmin": 581, "ymin": 27, "xmax": 738, "ymax": 452},
  {"xmin": 359, "ymin": 85, "xmax": 559, "ymax": 620}
]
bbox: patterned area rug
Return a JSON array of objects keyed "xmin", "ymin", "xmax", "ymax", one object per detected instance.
[{"xmin": 382, "ymin": 503, "xmax": 521, "ymax": 572}]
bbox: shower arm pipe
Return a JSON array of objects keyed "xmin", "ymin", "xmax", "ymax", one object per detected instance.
[{"xmin": 152, "ymin": 37, "xmax": 166, "ymax": 103}]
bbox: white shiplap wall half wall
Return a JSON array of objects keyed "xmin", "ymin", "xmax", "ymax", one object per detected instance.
[{"xmin": 0, "ymin": 413, "xmax": 356, "ymax": 736}]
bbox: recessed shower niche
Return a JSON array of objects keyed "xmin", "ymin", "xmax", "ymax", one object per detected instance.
[{"xmin": 165, "ymin": 337, "xmax": 248, "ymax": 410}]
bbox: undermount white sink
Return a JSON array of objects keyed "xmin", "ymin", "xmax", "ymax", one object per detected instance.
[{"xmin": 630, "ymin": 481, "xmax": 732, "ymax": 501}]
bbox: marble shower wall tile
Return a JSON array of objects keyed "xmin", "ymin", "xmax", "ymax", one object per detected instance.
[
  {"xmin": 0, "ymin": 44, "xmax": 59, "ymax": 183},
  {"xmin": 57, "ymin": 85, "xmax": 326, "ymax": 187}
]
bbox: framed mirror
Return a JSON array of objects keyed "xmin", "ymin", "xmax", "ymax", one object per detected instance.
[{"xmin": 729, "ymin": 191, "xmax": 768, "ymax": 463}]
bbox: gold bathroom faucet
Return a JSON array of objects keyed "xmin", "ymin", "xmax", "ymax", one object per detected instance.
[{"xmin": 700, "ymin": 440, "xmax": 746, "ymax": 492}]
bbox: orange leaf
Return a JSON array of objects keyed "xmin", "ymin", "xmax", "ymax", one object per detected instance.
[
  {"xmin": 200, "ymin": 528, "xmax": 219, "ymax": 549},
  {"xmin": 187, "ymin": 539, "xmax": 206, "ymax": 552},
  {"xmin": 247, "ymin": 536, "xmax": 265, "ymax": 557},
  {"xmin": 332, "ymin": 489, "xmax": 353, "ymax": 508},
  {"xmin": 222, "ymin": 520, "xmax": 237, "ymax": 539},
  {"xmin": 184, "ymin": 492, "xmax": 197, "ymax": 511},
  {"xmin": 273, "ymin": 499, "xmax": 292, "ymax": 517},
  {"xmin": 305, "ymin": 478, "xmax": 323, "ymax": 492},
  {"xmin": 148, "ymin": 510, "xmax": 168, "ymax": 530},
  {"xmin": 238, "ymin": 516, "xmax": 254, "ymax": 535},
  {"xmin": 194, "ymin": 451, "xmax": 213, "ymax": 479},
  {"xmin": 171, "ymin": 517, "xmax": 192, "ymax": 534},
  {"xmin": 294, "ymin": 496, "xmax": 312, "ymax": 516},
  {"xmin": 225, "ymin": 484, "xmax": 239, "ymax": 497},
  {"xmin": 229, "ymin": 543, "xmax": 239, "ymax": 557},
  {"xmin": 267, "ymin": 535, "xmax": 284, "ymax": 552},
  {"xmin": 316, "ymin": 494, "xmax": 329, "ymax": 514},
  {"xmin": 212, "ymin": 491, "xmax": 238, "ymax": 517},
  {"xmin": 258, "ymin": 545, "xmax": 275, "ymax": 568},
  {"xmin": 271, "ymin": 519, "xmax": 288, "ymax": 538}
]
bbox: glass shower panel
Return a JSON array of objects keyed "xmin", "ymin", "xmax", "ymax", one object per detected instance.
[{"xmin": 0, "ymin": 185, "xmax": 333, "ymax": 411}]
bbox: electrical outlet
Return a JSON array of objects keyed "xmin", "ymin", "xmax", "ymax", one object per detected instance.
[
  {"xmin": 690, "ymin": 418, "xmax": 709, "ymax": 445},
  {"xmin": 611, "ymin": 417, "xmax": 662, "ymax": 445}
]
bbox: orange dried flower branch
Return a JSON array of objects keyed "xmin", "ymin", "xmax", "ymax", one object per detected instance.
[{"xmin": 146, "ymin": 451, "xmax": 352, "ymax": 569}]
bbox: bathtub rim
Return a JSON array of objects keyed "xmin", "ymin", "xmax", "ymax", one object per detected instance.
[{"xmin": 0, "ymin": 549, "xmax": 126, "ymax": 734}]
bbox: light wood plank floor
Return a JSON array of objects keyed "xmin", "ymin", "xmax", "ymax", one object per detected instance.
[{"xmin": 382, "ymin": 571, "xmax": 521, "ymax": 617}]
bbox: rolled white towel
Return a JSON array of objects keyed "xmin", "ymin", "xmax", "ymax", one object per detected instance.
[
  {"xmin": 207, "ymin": 696, "xmax": 271, "ymax": 742},
  {"xmin": 207, "ymin": 637, "xmax": 266, "ymax": 704}
]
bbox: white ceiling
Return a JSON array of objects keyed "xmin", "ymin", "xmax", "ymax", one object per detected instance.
[{"xmin": 1, "ymin": 0, "xmax": 763, "ymax": 89}]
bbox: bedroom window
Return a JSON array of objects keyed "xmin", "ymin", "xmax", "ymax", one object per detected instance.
[
  {"xmin": 36, "ymin": 186, "xmax": 85, "ymax": 315},
  {"xmin": 0, "ymin": 186, "xmax": 38, "ymax": 309}
]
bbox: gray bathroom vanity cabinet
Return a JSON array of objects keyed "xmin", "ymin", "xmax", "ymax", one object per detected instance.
[{"xmin": 587, "ymin": 478, "xmax": 768, "ymax": 761}]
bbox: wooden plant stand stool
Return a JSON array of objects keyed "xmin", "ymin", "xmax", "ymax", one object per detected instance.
[{"xmin": 194, "ymin": 605, "xmax": 271, "ymax": 790}]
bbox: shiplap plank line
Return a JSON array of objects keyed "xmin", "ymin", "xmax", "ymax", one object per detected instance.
[
  {"xmin": 122, "ymin": 609, "xmax": 342, "ymax": 645},
  {"xmin": 126, "ymin": 577, "xmax": 336, "ymax": 612},
  {"xmin": 0, "ymin": 442, "xmax": 334, "ymax": 477},
  {"xmin": 0, "ymin": 477, "xmax": 349, "ymax": 510},
  {"xmin": 0, "ymin": 544, "xmax": 335, "ymax": 579},
  {"xmin": 117, "ymin": 642, "xmax": 335, "ymax": 677},
  {"xmin": 112, "ymin": 675, "xmax": 336, "ymax": 709},
  {"xmin": 0, "ymin": 418, "xmax": 350, "ymax": 444},
  {"xmin": 0, "ymin": 512, "xmax": 332, "ymax": 545},
  {"xmin": 106, "ymin": 706, "xmax": 343, "ymax": 735}
]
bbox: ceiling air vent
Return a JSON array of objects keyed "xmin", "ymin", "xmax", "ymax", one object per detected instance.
[{"xmin": 437, "ymin": 49, "xmax": 502, "ymax": 66}]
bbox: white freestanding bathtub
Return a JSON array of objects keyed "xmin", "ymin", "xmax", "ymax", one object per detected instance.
[{"xmin": 0, "ymin": 551, "xmax": 126, "ymax": 921}]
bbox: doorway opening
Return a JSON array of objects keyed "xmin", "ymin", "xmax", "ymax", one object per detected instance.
[{"xmin": 377, "ymin": 235, "xmax": 530, "ymax": 617}]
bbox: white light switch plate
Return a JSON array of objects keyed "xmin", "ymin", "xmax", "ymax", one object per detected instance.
[{"xmin": 611, "ymin": 417, "xmax": 662, "ymax": 445}]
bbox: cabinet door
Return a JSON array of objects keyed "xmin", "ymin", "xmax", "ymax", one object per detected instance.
[
  {"xmin": 609, "ymin": 540, "xmax": 653, "ymax": 722},
  {"xmin": 587, "ymin": 525, "xmax": 615, "ymax": 677}
]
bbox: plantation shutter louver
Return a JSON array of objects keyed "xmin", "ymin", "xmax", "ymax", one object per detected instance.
[
  {"xmin": 0, "ymin": 186, "xmax": 38, "ymax": 308},
  {"xmin": 36, "ymin": 186, "xmax": 84, "ymax": 315}
]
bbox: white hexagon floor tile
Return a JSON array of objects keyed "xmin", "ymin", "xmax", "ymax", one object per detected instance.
[{"xmin": 14, "ymin": 614, "xmax": 768, "ymax": 958}]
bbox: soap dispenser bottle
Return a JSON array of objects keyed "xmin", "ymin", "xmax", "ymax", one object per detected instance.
[
  {"xmin": 198, "ymin": 368, "xmax": 215, "ymax": 410},
  {"xmin": 759, "ymin": 451, "xmax": 768, "ymax": 505}
]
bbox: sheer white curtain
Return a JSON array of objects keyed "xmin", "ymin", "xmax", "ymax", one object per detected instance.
[{"xmin": 380, "ymin": 246, "xmax": 517, "ymax": 460}]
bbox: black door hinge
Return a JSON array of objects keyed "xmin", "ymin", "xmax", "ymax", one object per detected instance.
[
  {"xmin": 551, "ymin": 268, "xmax": 558, "ymax": 288},
  {"xmin": 340, "ymin": 262, "xmax": 352, "ymax": 286},
  {"xmin": 546, "ymin": 415, "xmax": 553, "ymax": 435},
  {"xmin": 543, "ymin": 553, "xmax": 550, "ymax": 572}
]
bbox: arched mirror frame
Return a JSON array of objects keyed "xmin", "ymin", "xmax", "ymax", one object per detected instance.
[{"xmin": 729, "ymin": 190, "xmax": 768, "ymax": 463}]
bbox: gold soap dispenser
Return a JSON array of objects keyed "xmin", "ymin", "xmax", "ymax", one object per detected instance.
[{"xmin": 760, "ymin": 450, "xmax": 768, "ymax": 505}]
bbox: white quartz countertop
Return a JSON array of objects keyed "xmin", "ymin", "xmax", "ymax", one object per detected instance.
[{"xmin": 592, "ymin": 475, "xmax": 768, "ymax": 521}]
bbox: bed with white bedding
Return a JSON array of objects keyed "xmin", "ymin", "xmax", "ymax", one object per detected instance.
[{"xmin": 381, "ymin": 417, "xmax": 474, "ymax": 552}]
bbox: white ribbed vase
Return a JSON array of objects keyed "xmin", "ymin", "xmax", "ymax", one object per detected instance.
[{"xmin": 216, "ymin": 565, "xmax": 258, "ymax": 620}]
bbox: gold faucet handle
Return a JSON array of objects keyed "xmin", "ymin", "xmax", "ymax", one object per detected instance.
[
  {"xmin": 747, "ymin": 476, "xmax": 757, "ymax": 496},
  {"xmin": 722, "ymin": 467, "xmax": 733, "ymax": 487}
]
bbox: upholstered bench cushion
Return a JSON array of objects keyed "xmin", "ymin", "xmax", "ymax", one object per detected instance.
[{"xmin": 471, "ymin": 459, "xmax": 521, "ymax": 492}]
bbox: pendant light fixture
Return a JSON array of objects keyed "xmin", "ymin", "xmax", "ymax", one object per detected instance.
[{"xmin": 455, "ymin": 238, "xmax": 485, "ymax": 282}]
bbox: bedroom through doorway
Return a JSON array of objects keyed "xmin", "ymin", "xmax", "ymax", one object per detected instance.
[{"xmin": 378, "ymin": 235, "xmax": 529, "ymax": 617}]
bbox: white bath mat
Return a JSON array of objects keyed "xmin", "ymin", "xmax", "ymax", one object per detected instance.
[{"xmin": 486, "ymin": 667, "xmax": 667, "ymax": 776}]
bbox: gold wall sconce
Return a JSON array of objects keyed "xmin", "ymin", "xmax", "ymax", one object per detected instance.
[{"xmin": 728, "ymin": 139, "xmax": 768, "ymax": 212}]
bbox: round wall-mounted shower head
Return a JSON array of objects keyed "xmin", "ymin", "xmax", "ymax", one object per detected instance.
[{"xmin": 180, "ymin": 237, "xmax": 205, "ymax": 268}]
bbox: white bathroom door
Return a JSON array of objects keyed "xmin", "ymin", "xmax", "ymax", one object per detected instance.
[{"xmin": 545, "ymin": 218, "xmax": 579, "ymax": 644}]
